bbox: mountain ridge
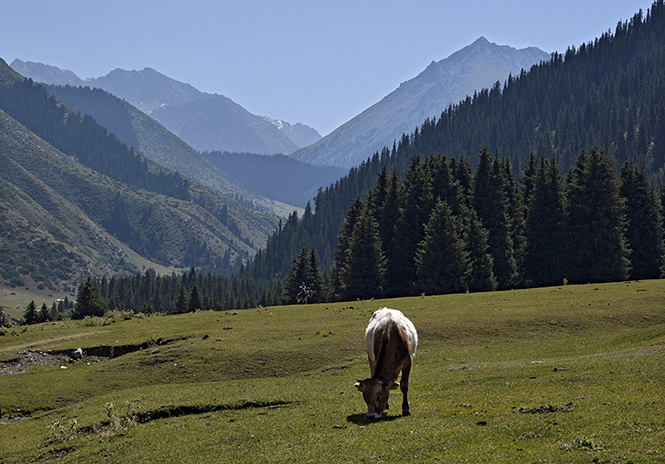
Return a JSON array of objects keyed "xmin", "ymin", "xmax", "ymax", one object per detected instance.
[
  {"xmin": 290, "ymin": 37, "xmax": 549, "ymax": 168},
  {"xmin": 9, "ymin": 59, "xmax": 321, "ymax": 154}
]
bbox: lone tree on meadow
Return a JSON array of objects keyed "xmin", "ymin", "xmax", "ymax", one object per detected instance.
[{"xmin": 73, "ymin": 277, "xmax": 107, "ymax": 319}]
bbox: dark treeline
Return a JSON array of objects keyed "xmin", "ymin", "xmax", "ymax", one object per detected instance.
[
  {"xmin": 329, "ymin": 148, "xmax": 664, "ymax": 300},
  {"xmin": 76, "ymin": 149, "xmax": 665, "ymax": 316},
  {"xmin": 74, "ymin": 266, "xmax": 277, "ymax": 318}
]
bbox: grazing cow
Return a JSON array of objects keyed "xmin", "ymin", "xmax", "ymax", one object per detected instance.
[{"xmin": 355, "ymin": 308, "xmax": 418, "ymax": 419}]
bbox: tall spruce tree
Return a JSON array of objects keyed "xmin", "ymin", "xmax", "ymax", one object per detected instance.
[
  {"xmin": 173, "ymin": 285, "xmax": 188, "ymax": 314},
  {"xmin": 464, "ymin": 209, "xmax": 498, "ymax": 292},
  {"xmin": 73, "ymin": 277, "xmax": 107, "ymax": 319},
  {"xmin": 524, "ymin": 157, "xmax": 568, "ymax": 286},
  {"xmin": 331, "ymin": 198, "xmax": 363, "ymax": 300},
  {"xmin": 338, "ymin": 204, "xmax": 387, "ymax": 300},
  {"xmin": 389, "ymin": 156, "xmax": 434, "ymax": 294},
  {"xmin": 38, "ymin": 302, "xmax": 50, "ymax": 323},
  {"xmin": 473, "ymin": 148, "xmax": 518, "ymax": 288},
  {"xmin": 415, "ymin": 200, "xmax": 470, "ymax": 294},
  {"xmin": 567, "ymin": 148, "xmax": 630, "ymax": 283},
  {"xmin": 307, "ymin": 248, "xmax": 325, "ymax": 302},
  {"xmin": 23, "ymin": 300, "xmax": 38, "ymax": 325},
  {"xmin": 620, "ymin": 160, "xmax": 665, "ymax": 279},
  {"xmin": 189, "ymin": 284, "xmax": 202, "ymax": 312},
  {"xmin": 283, "ymin": 247, "xmax": 317, "ymax": 304},
  {"xmin": 377, "ymin": 168, "xmax": 402, "ymax": 297}
]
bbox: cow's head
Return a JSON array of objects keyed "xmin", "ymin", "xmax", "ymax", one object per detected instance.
[{"xmin": 354, "ymin": 378, "xmax": 399, "ymax": 419}]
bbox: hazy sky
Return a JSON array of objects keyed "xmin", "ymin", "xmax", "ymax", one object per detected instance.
[{"xmin": 1, "ymin": 0, "xmax": 655, "ymax": 135}]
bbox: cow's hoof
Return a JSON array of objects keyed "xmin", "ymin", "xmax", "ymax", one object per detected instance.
[{"xmin": 402, "ymin": 410, "xmax": 411, "ymax": 416}]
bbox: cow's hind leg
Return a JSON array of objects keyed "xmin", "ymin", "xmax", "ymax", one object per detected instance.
[{"xmin": 400, "ymin": 357, "xmax": 412, "ymax": 416}]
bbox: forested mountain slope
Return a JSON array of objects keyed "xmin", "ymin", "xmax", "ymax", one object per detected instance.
[
  {"xmin": 43, "ymin": 84, "xmax": 300, "ymax": 217},
  {"xmin": 0, "ymin": 59, "xmax": 276, "ymax": 293},
  {"xmin": 291, "ymin": 37, "xmax": 549, "ymax": 168},
  {"xmin": 248, "ymin": 0, "xmax": 665, "ymax": 287},
  {"xmin": 0, "ymin": 108, "xmax": 259, "ymax": 293}
]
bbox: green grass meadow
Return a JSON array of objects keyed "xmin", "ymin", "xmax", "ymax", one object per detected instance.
[{"xmin": 1, "ymin": 280, "xmax": 664, "ymax": 463}]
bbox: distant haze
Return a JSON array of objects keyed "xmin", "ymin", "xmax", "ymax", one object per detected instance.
[{"xmin": 0, "ymin": 1, "xmax": 654, "ymax": 135}]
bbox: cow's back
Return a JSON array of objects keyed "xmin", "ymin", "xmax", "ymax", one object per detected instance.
[{"xmin": 365, "ymin": 308, "xmax": 417, "ymax": 364}]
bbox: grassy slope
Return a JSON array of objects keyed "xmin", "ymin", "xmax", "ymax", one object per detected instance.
[{"xmin": 1, "ymin": 280, "xmax": 663, "ymax": 463}]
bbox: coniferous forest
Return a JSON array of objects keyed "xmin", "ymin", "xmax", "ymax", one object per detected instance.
[
  {"xmin": 75, "ymin": 148, "xmax": 665, "ymax": 317},
  {"xmin": 73, "ymin": 1, "xmax": 665, "ymax": 316}
]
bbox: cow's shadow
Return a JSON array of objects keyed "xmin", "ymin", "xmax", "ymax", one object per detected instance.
[{"xmin": 346, "ymin": 413, "xmax": 404, "ymax": 425}]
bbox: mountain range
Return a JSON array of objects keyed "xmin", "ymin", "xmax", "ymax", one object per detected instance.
[
  {"xmin": 40, "ymin": 83, "xmax": 309, "ymax": 215},
  {"xmin": 0, "ymin": 58, "xmax": 278, "ymax": 295},
  {"xmin": 291, "ymin": 37, "xmax": 550, "ymax": 168},
  {"xmin": 2, "ymin": 34, "xmax": 571, "ymax": 300},
  {"xmin": 10, "ymin": 60, "xmax": 321, "ymax": 155}
]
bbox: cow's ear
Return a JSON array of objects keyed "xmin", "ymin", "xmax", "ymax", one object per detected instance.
[
  {"xmin": 354, "ymin": 380, "xmax": 364, "ymax": 391},
  {"xmin": 386, "ymin": 381, "xmax": 400, "ymax": 390}
]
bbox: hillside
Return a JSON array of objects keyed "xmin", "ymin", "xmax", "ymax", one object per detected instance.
[
  {"xmin": 291, "ymin": 37, "xmax": 549, "ymax": 168},
  {"xmin": 0, "ymin": 59, "xmax": 278, "ymax": 294},
  {"xmin": 0, "ymin": 108, "xmax": 261, "ymax": 294},
  {"xmin": 43, "ymin": 84, "xmax": 301, "ymax": 217},
  {"xmin": 1, "ymin": 281, "xmax": 663, "ymax": 462}
]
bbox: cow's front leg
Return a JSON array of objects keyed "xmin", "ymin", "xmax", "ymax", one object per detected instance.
[{"xmin": 400, "ymin": 357, "xmax": 412, "ymax": 416}]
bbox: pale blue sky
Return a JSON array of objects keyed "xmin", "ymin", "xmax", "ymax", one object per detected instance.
[{"xmin": 1, "ymin": 0, "xmax": 655, "ymax": 135}]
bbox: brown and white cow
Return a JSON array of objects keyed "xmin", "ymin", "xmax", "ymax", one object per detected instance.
[{"xmin": 355, "ymin": 308, "xmax": 418, "ymax": 419}]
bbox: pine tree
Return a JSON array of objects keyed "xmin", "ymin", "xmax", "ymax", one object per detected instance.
[
  {"xmin": 307, "ymin": 248, "xmax": 325, "ymax": 302},
  {"xmin": 339, "ymin": 204, "xmax": 387, "ymax": 300},
  {"xmin": 174, "ymin": 285, "xmax": 188, "ymax": 314},
  {"xmin": 38, "ymin": 302, "xmax": 50, "ymax": 323},
  {"xmin": 415, "ymin": 200, "xmax": 470, "ymax": 294},
  {"xmin": 473, "ymin": 148, "xmax": 518, "ymax": 288},
  {"xmin": 464, "ymin": 209, "xmax": 497, "ymax": 292},
  {"xmin": 376, "ymin": 168, "xmax": 401, "ymax": 296},
  {"xmin": 23, "ymin": 300, "xmax": 38, "ymax": 325},
  {"xmin": 331, "ymin": 198, "xmax": 363, "ymax": 300},
  {"xmin": 389, "ymin": 156, "xmax": 434, "ymax": 294},
  {"xmin": 567, "ymin": 148, "xmax": 630, "ymax": 283},
  {"xmin": 283, "ymin": 247, "xmax": 313, "ymax": 304},
  {"xmin": 189, "ymin": 284, "xmax": 203, "ymax": 312},
  {"xmin": 73, "ymin": 277, "xmax": 107, "ymax": 319},
  {"xmin": 523, "ymin": 157, "xmax": 568, "ymax": 286},
  {"xmin": 503, "ymin": 158, "xmax": 526, "ymax": 285},
  {"xmin": 620, "ymin": 160, "xmax": 665, "ymax": 279}
]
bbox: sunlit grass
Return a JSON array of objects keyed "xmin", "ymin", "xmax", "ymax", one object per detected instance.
[{"xmin": 0, "ymin": 280, "xmax": 663, "ymax": 462}]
